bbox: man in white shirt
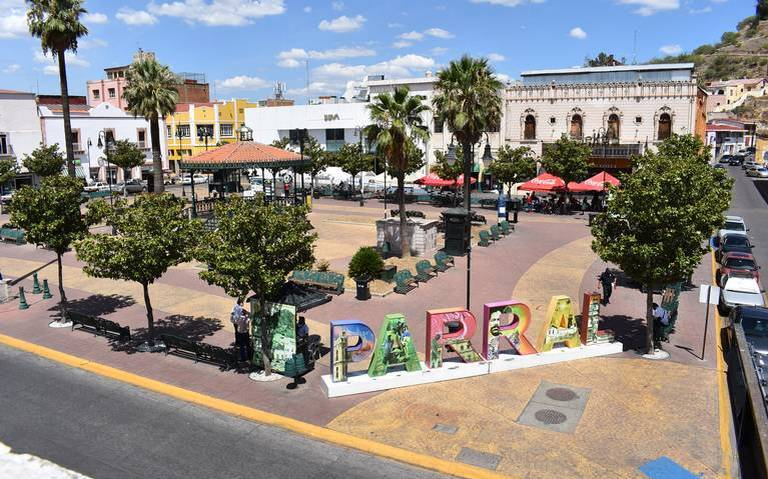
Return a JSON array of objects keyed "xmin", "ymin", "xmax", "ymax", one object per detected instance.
[{"xmin": 231, "ymin": 298, "xmax": 250, "ymax": 362}]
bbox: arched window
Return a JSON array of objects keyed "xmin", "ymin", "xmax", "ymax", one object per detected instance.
[
  {"xmin": 570, "ymin": 114, "xmax": 583, "ymax": 139},
  {"xmin": 607, "ymin": 114, "xmax": 620, "ymax": 140},
  {"xmin": 658, "ymin": 113, "xmax": 672, "ymax": 140},
  {"xmin": 524, "ymin": 115, "xmax": 536, "ymax": 140}
]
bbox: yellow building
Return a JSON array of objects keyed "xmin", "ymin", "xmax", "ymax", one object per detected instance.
[{"xmin": 165, "ymin": 98, "xmax": 259, "ymax": 171}]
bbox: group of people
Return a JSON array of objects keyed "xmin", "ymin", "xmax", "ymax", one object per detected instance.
[
  {"xmin": 522, "ymin": 192, "xmax": 606, "ymax": 214},
  {"xmin": 230, "ymin": 298, "xmax": 309, "ymax": 363}
]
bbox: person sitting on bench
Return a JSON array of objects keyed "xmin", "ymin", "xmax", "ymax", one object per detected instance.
[{"xmin": 652, "ymin": 302, "xmax": 670, "ymax": 349}]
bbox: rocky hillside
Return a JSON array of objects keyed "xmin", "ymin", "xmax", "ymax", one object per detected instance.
[{"xmin": 650, "ymin": 14, "xmax": 768, "ymax": 83}]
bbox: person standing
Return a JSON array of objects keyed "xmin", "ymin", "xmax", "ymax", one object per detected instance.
[
  {"xmin": 231, "ymin": 297, "xmax": 250, "ymax": 362},
  {"xmin": 599, "ymin": 268, "xmax": 617, "ymax": 305}
]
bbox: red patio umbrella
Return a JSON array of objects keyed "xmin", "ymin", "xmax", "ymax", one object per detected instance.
[
  {"xmin": 567, "ymin": 171, "xmax": 620, "ymax": 192},
  {"xmin": 518, "ymin": 173, "xmax": 565, "ymax": 192},
  {"xmin": 455, "ymin": 174, "xmax": 477, "ymax": 186},
  {"xmin": 415, "ymin": 173, "xmax": 454, "ymax": 187}
]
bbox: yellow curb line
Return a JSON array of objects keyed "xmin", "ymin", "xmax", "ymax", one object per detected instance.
[
  {"xmin": 0, "ymin": 333, "xmax": 511, "ymax": 479},
  {"xmin": 711, "ymin": 252, "xmax": 733, "ymax": 478}
]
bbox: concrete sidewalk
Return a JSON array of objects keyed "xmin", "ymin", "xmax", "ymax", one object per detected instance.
[{"xmin": 0, "ymin": 208, "xmax": 732, "ymax": 478}]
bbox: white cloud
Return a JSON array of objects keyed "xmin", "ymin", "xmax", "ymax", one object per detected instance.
[
  {"xmin": 659, "ymin": 44, "xmax": 683, "ymax": 55},
  {"xmin": 689, "ymin": 6, "xmax": 712, "ymax": 13},
  {"xmin": 277, "ymin": 46, "xmax": 375, "ymax": 67},
  {"xmin": 569, "ymin": 27, "xmax": 587, "ymax": 39},
  {"xmin": 431, "ymin": 46, "xmax": 449, "ymax": 55},
  {"xmin": 318, "ymin": 14, "xmax": 365, "ymax": 32},
  {"xmin": 469, "ymin": 0, "xmax": 545, "ymax": 6},
  {"xmin": 392, "ymin": 40, "xmax": 412, "ymax": 49},
  {"xmin": 303, "ymin": 5, "xmax": 312, "ymax": 12},
  {"xmin": 487, "ymin": 52, "xmax": 505, "ymax": 61},
  {"xmin": 618, "ymin": 0, "xmax": 679, "ymax": 16},
  {"xmin": 313, "ymin": 54, "xmax": 435, "ymax": 81},
  {"xmin": 424, "ymin": 27, "xmax": 454, "ymax": 39},
  {"xmin": 82, "ymin": 12, "xmax": 108, "ymax": 24},
  {"xmin": 35, "ymin": 49, "xmax": 90, "ymax": 74},
  {"xmin": 387, "ymin": 22, "xmax": 404, "ymax": 28},
  {"xmin": 495, "ymin": 73, "xmax": 512, "ymax": 83},
  {"xmin": 0, "ymin": 8, "xmax": 28, "ymax": 39},
  {"xmin": 116, "ymin": 8, "xmax": 158, "ymax": 26},
  {"xmin": 2, "ymin": 64, "xmax": 19, "ymax": 74},
  {"xmin": 331, "ymin": 1, "xmax": 344, "ymax": 10},
  {"xmin": 80, "ymin": 38, "xmax": 108, "ymax": 49},
  {"xmin": 149, "ymin": 0, "xmax": 285, "ymax": 26},
  {"xmin": 216, "ymin": 75, "xmax": 270, "ymax": 90},
  {"xmin": 399, "ymin": 31, "xmax": 424, "ymax": 41}
]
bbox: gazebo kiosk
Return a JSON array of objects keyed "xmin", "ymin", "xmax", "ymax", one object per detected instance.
[{"xmin": 179, "ymin": 126, "xmax": 309, "ymax": 213}]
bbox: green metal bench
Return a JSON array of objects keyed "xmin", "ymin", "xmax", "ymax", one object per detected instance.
[
  {"xmin": 658, "ymin": 282, "xmax": 683, "ymax": 342},
  {"xmin": 489, "ymin": 224, "xmax": 501, "ymax": 241},
  {"xmin": 434, "ymin": 251, "xmax": 454, "ymax": 272},
  {"xmin": 290, "ymin": 269, "xmax": 345, "ymax": 295},
  {"xmin": 68, "ymin": 311, "xmax": 131, "ymax": 342},
  {"xmin": 499, "ymin": 220, "xmax": 513, "ymax": 235},
  {"xmin": 394, "ymin": 270, "xmax": 418, "ymax": 294},
  {"xmin": 478, "ymin": 230, "xmax": 492, "ymax": 247},
  {"xmin": 415, "ymin": 260, "xmax": 435, "ymax": 282},
  {"xmin": 0, "ymin": 227, "xmax": 25, "ymax": 245},
  {"xmin": 283, "ymin": 352, "xmax": 311, "ymax": 388}
]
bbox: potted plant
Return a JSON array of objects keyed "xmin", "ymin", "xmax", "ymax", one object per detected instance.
[{"xmin": 348, "ymin": 247, "xmax": 384, "ymax": 300}]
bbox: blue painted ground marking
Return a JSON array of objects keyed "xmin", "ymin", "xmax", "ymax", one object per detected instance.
[{"xmin": 639, "ymin": 457, "xmax": 700, "ymax": 479}]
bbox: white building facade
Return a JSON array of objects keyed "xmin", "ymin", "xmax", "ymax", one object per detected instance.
[
  {"xmin": 0, "ymin": 89, "xmax": 42, "ymax": 189},
  {"xmin": 39, "ymin": 102, "xmax": 168, "ymax": 183}
]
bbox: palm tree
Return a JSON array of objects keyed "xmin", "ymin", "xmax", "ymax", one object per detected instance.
[
  {"xmin": 433, "ymin": 55, "xmax": 503, "ymax": 211},
  {"xmin": 366, "ymin": 86, "xmax": 429, "ymax": 257},
  {"xmin": 123, "ymin": 57, "xmax": 179, "ymax": 193},
  {"xmin": 27, "ymin": 0, "xmax": 89, "ymax": 178}
]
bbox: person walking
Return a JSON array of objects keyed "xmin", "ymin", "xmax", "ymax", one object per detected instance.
[
  {"xmin": 598, "ymin": 268, "xmax": 617, "ymax": 305},
  {"xmin": 231, "ymin": 297, "xmax": 250, "ymax": 362}
]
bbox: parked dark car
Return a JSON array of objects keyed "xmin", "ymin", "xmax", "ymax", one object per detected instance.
[
  {"xmin": 717, "ymin": 233, "xmax": 754, "ymax": 262},
  {"xmin": 117, "ymin": 179, "xmax": 147, "ymax": 194},
  {"xmin": 729, "ymin": 155, "xmax": 745, "ymax": 166},
  {"xmin": 719, "ymin": 155, "xmax": 733, "ymax": 164}
]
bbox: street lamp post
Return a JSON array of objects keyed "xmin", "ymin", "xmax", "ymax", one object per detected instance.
[
  {"xmin": 96, "ymin": 131, "xmax": 115, "ymax": 206},
  {"xmin": 176, "ymin": 128, "xmax": 186, "ymax": 197},
  {"xmin": 292, "ymin": 128, "xmax": 308, "ymax": 206}
]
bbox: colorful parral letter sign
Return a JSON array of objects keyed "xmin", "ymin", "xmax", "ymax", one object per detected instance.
[
  {"xmin": 367, "ymin": 313, "xmax": 421, "ymax": 377},
  {"xmin": 330, "ymin": 320, "xmax": 375, "ymax": 383},
  {"xmin": 425, "ymin": 308, "xmax": 483, "ymax": 368},
  {"xmin": 482, "ymin": 300, "xmax": 537, "ymax": 359},
  {"xmin": 539, "ymin": 295, "xmax": 581, "ymax": 352}
]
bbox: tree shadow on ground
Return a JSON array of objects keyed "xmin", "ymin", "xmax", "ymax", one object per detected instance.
[
  {"xmin": 599, "ymin": 314, "xmax": 647, "ymax": 351},
  {"xmin": 113, "ymin": 314, "xmax": 224, "ymax": 354},
  {"xmin": 49, "ymin": 294, "xmax": 136, "ymax": 317}
]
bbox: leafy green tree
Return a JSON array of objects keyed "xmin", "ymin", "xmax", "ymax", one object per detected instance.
[
  {"xmin": 591, "ymin": 135, "xmax": 732, "ymax": 354},
  {"xmin": 334, "ymin": 142, "xmax": 373, "ymax": 192},
  {"xmin": 300, "ymin": 136, "xmax": 329, "ymax": 198},
  {"xmin": 584, "ymin": 52, "xmax": 625, "ymax": 67},
  {"xmin": 109, "ymin": 140, "xmax": 145, "ymax": 194},
  {"xmin": 195, "ymin": 197, "xmax": 316, "ymax": 374},
  {"xmin": 9, "ymin": 176, "xmax": 92, "ymax": 323},
  {"xmin": 432, "ymin": 145, "xmax": 464, "ymax": 206},
  {"xmin": 0, "ymin": 158, "xmax": 19, "ymax": 213},
  {"xmin": 540, "ymin": 135, "xmax": 591, "ymax": 189},
  {"xmin": 433, "ymin": 55, "xmax": 503, "ymax": 211},
  {"xmin": 27, "ymin": 0, "xmax": 88, "ymax": 178},
  {"xmin": 487, "ymin": 146, "xmax": 537, "ymax": 198},
  {"xmin": 271, "ymin": 137, "xmax": 291, "ymax": 149},
  {"xmin": 124, "ymin": 57, "xmax": 179, "ymax": 194},
  {"xmin": 75, "ymin": 194, "xmax": 201, "ymax": 345},
  {"xmin": 366, "ymin": 86, "xmax": 430, "ymax": 257},
  {"xmin": 23, "ymin": 143, "xmax": 65, "ymax": 178}
]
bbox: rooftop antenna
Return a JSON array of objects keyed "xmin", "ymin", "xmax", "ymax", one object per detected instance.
[{"xmin": 632, "ymin": 30, "xmax": 638, "ymax": 65}]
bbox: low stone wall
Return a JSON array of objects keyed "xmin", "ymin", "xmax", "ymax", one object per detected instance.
[{"xmin": 376, "ymin": 218, "xmax": 440, "ymax": 257}]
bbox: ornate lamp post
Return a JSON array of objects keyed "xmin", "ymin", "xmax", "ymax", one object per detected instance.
[
  {"xmin": 96, "ymin": 131, "xmax": 115, "ymax": 206},
  {"xmin": 176, "ymin": 127, "xmax": 186, "ymax": 197}
]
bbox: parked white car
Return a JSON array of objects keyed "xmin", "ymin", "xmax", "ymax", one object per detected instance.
[
  {"xmin": 748, "ymin": 167, "xmax": 768, "ymax": 178},
  {"xmin": 717, "ymin": 215, "xmax": 747, "ymax": 244},
  {"xmin": 719, "ymin": 273, "xmax": 766, "ymax": 315},
  {"xmin": 83, "ymin": 182, "xmax": 108, "ymax": 193}
]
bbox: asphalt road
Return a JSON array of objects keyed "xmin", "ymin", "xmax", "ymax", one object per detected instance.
[
  {"xmin": 0, "ymin": 345, "xmax": 447, "ymax": 479},
  {"xmin": 725, "ymin": 165, "xmax": 768, "ymax": 288}
]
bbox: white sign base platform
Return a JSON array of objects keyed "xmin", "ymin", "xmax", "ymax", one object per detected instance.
[{"xmin": 321, "ymin": 341, "xmax": 624, "ymax": 398}]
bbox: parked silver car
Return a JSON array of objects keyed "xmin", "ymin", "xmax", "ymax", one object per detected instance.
[{"xmin": 748, "ymin": 167, "xmax": 768, "ymax": 178}]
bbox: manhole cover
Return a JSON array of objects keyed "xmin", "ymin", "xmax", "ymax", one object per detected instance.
[
  {"xmin": 534, "ymin": 409, "xmax": 568, "ymax": 425},
  {"xmin": 545, "ymin": 387, "xmax": 577, "ymax": 402}
]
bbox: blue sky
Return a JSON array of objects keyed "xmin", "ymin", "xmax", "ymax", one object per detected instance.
[{"xmin": 0, "ymin": 0, "xmax": 755, "ymax": 103}]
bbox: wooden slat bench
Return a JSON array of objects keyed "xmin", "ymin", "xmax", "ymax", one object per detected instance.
[
  {"xmin": 394, "ymin": 270, "xmax": 419, "ymax": 294},
  {"xmin": 68, "ymin": 311, "xmax": 131, "ymax": 342}
]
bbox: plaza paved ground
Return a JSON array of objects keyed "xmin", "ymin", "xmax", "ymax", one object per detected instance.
[{"xmin": 0, "ymin": 198, "xmax": 734, "ymax": 478}]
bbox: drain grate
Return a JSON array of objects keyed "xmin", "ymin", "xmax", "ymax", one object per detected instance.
[
  {"xmin": 534, "ymin": 409, "xmax": 568, "ymax": 425},
  {"xmin": 545, "ymin": 387, "xmax": 578, "ymax": 402}
]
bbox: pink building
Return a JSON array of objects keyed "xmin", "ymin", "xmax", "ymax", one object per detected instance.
[{"xmin": 86, "ymin": 65, "xmax": 130, "ymax": 109}]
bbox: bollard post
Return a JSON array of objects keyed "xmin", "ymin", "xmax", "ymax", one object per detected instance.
[
  {"xmin": 42, "ymin": 279, "xmax": 52, "ymax": 300},
  {"xmin": 18, "ymin": 286, "xmax": 29, "ymax": 310},
  {"xmin": 32, "ymin": 272, "xmax": 42, "ymax": 294}
]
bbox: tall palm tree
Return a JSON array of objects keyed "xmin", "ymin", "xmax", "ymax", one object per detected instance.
[
  {"xmin": 433, "ymin": 55, "xmax": 503, "ymax": 211},
  {"xmin": 123, "ymin": 57, "xmax": 179, "ymax": 193},
  {"xmin": 366, "ymin": 86, "xmax": 429, "ymax": 257},
  {"xmin": 27, "ymin": 0, "xmax": 88, "ymax": 178}
]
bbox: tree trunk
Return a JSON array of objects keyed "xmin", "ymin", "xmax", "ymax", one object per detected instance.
[
  {"xmin": 150, "ymin": 113, "xmax": 164, "ymax": 193},
  {"xmin": 259, "ymin": 296, "xmax": 271, "ymax": 375},
  {"xmin": 310, "ymin": 173, "xmax": 315, "ymax": 200},
  {"xmin": 142, "ymin": 282, "xmax": 155, "ymax": 346},
  {"xmin": 507, "ymin": 182, "xmax": 512, "ymax": 199},
  {"xmin": 56, "ymin": 252, "xmax": 68, "ymax": 323},
  {"xmin": 645, "ymin": 284, "xmax": 655, "ymax": 354},
  {"xmin": 57, "ymin": 49, "xmax": 75, "ymax": 177},
  {"xmin": 397, "ymin": 172, "xmax": 409, "ymax": 257}
]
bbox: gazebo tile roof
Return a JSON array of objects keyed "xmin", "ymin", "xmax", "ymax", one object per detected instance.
[{"xmin": 180, "ymin": 141, "xmax": 307, "ymax": 170}]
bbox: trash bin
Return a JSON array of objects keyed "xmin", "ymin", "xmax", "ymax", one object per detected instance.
[
  {"xmin": 442, "ymin": 207, "xmax": 471, "ymax": 257},
  {"xmin": 355, "ymin": 276, "xmax": 371, "ymax": 300}
]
